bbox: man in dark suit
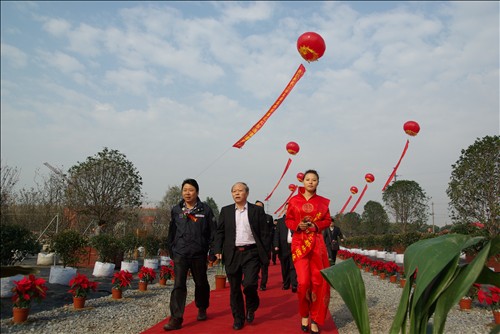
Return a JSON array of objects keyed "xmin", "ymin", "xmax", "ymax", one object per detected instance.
[
  {"xmin": 322, "ymin": 218, "xmax": 344, "ymax": 265},
  {"xmin": 214, "ymin": 182, "xmax": 269, "ymax": 331},
  {"xmin": 273, "ymin": 211, "xmax": 297, "ymax": 292},
  {"xmin": 255, "ymin": 200, "xmax": 273, "ymax": 291}
]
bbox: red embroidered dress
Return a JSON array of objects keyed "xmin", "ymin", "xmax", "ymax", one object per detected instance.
[{"xmin": 286, "ymin": 187, "xmax": 331, "ymax": 326}]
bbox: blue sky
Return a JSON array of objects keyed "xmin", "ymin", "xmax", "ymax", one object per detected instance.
[{"xmin": 1, "ymin": 1, "xmax": 498, "ymax": 227}]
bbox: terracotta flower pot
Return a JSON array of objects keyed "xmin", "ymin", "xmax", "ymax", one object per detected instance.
[
  {"xmin": 400, "ymin": 278, "xmax": 407, "ymax": 288},
  {"xmin": 389, "ymin": 275, "xmax": 397, "ymax": 283},
  {"xmin": 372, "ymin": 270, "xmax": 378, "ymax": 276},
  {"xmin": 493, "ymin": 310, "xmax": 500, "ymax": 325},
  {"xmin": 364, "ymin": 267, "xmax": 370, "ymax": 272},
  {"xmin": 12, "ymin": 307, "xmax": 29, "ymax": 323},
  {"xmin": 379, "ymin": 273, "xmax": 386, "ymax": 280},
  {"xmin": 73, "ymin": 296, "xmax": 86, "ymax": 309},
  {"xmin": 111, "ymin": 288, "xmax": 122, "ymax": 300},
  {"xmin": 159, "ymin": 278, "xmax": 167, "ymax": 286},
  {"xmin": 459, "ymin": 298, "xmax": 472, "ymax": 310},
  {"xmin": 215, "ymin": 275, "xmax": 226, "ymax": 289},
  {"xmin": 138, "ymin": 281, "xmax": 148, "ymax": 291}
]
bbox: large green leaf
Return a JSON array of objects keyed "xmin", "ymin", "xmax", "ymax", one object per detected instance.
[{"xmin": 321, "ymin": 258, "xmax": 371, "ymax": 334}]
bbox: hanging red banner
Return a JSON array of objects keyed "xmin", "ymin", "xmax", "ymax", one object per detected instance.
[
  {"xmin": 232, "ymin": 64, "xmax": 306, "ymax": 149},
  {"xmin": 265, "ymin": 158, "xmax": 293, "ymax": 201},
  {"xmin": 349, "ymin": 184, "xmax": 368, "ymax": 213},
  {"xmin": 382, "ymin": 139, "xmax": 409, "ymax": 191},
  {"xmin": 339, "ymin": 195, "xmax": 353, "ymax": 214},
  {"xmin": 274, "ymin": 186, "xmax": 298, "ymax": 215}
]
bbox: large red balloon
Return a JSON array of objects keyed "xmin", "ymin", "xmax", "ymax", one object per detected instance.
[
  {"xmin": 297, "ymin": 32, "xmax": 326, "ymax": 62},
  {"xmin": 296, "ymin": 172, "xmax": 304, "ymax": 183},
  {"xmin": 350, "ymin": 186, "xmax": 358, "ymax": 194},
  {"xmin": 286, "ymin": 141, "xmax": 300, "ymax": 155},
  {"xmin": 403, "ymin": 121, "xmax": 420, "ymax": 136},
  {"xmin": 365, "ymin": 173, "xmax": 375, "ymax": 183},
  {"xmin": 289, "ymin": 184, "xmax": 297, "ymax": 192}
]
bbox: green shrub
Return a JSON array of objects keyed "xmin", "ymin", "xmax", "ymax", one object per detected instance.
[
  {"xmin": 121, "ymin": 233, "xmax": 140, "ymax": 261},
  {"xmin": 140, "ymin": 235, "xmax": 161, "ymax": 259},
  {"xmin": 0, "ymin": 223, "xmax": 42, "ymax": 266},
  {"xmin": 51, "ymin": 230, "xmax": 88, "ymax": 267},
  {"xmin": 90, "ymin": 234, "xmax": 125, "ymax": 263}
]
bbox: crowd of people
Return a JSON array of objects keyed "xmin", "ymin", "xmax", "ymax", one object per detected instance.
[{"xmin": 163, "ymin": 171, "xmax": 343, "ymax": 333}]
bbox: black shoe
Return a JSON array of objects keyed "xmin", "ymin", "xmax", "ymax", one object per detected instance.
[
  {"xmin": 246, "ymin": 310, "xmax": 255, "ymax": 323},
  {"xmin": 301, "ymin": 324, "xmax": 309, "ymax": 332},
  {"xmin": 163, "ymin": 318, "xmax": 182, "ymax": 331},
  {"xmin": 259, "ymin": 286, "xmax": 266, "ymax": 291},
  {"xmin": 197, "ymin": 308, "xmax": 207, "ymax": 321},
  {"xmin": 292, "ymin": 286, "xmax": 297, "ymax": 293},
  {"xmin": 282, "ymin": 286, "xmax": 290, "ymax": 290},
  {"xmin": 233, "ymin": 320, "xmax": 244, "ymax": 330}
]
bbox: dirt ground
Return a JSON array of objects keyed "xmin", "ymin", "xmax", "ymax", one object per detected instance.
[{"xmin": 0, "ymin": 256, "xmax": 145, "ymax": 320}]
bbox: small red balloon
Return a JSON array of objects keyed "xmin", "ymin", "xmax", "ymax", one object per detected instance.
[
  {"xmin": 289, "ymin": 184, "xmax": 297, "ymax": 192},
  {"xmin": 365, "ymin": 173, "xmax": 375, "ymax": 183},
  {"xmin": 403, "ymin": 121, "xmax": 420, "ymax": 136},
  {"xmin": 286, "ymin": 141, "xmax": 300, "ymax": 155},
  {"xmin": 297, "ymin": 32, "xmax": 326, "ymax": 62},
  {"xmin": 350, "ymin": 186, "xmax": 358, "ymax": 194},
  {"xmin": 296, "ymin": 172, "xmax": 304, "ymax": 183}
]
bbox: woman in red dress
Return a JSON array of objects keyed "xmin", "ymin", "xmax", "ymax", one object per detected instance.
[{"xmin": 286, "ymin": 170, "xmax": 331, "ymax": 334}]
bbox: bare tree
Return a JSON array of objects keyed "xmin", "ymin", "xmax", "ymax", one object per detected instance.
[{"xmin": 1, "ymin": 162, "xmax": 20, "ymax": 224}]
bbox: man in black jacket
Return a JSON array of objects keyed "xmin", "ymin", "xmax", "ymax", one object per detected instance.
[
  {"xmin": 273, "ymin": 211, "xmax": 297, "ymax": 292},
  {"xmin": 255, "ymin": 200, "xmax": 273, "ymax": 291},
  {"xmin": 164, "ymin": 179, "xmax": 217, "ymax": 331},
  {"xmin": 214, "ymin": 182, "xmax": 269, "ymax": 331},
  {"xmin": 322, "ymin": 218, "xmax": 344, "ymax": 265}
]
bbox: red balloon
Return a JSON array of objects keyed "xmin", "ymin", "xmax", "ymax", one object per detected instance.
[
  {"xmin": 297, "ymin": 32, "xmax": 326, "ymax": 62},
  {"xmin": 403, "ymin": 121, "xmax": 420, "ymax": 136},
  {"xmin": 296, "ymin": 172, "xmax": 304, "ymax": 183},
  {"xmin": 350, "ymin": 186, "xmax": 358, "ymax": 194},
  {"xmin": 288, "ymin": 184, "xmax": 297, "ymax": 192},
  {"xmin": 286, "ymin": 141, "xmax": 300, "ymax": 155},
  {"xmin": 365, "ymin": 173, "xmax": 375, "ymax": 183}
]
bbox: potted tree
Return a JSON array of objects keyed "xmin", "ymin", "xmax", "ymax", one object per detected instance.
[
  {"xmin": 90, "ymin": 234, "xmax": 124, "ymax": 277},
  {"xmin": 120, "ymin": 233, "xmax": 140, "ymax": 273},
  {"xmin": 141, "ymin": 235, "xmax": 161, "ymax": 269},
  {"xmin": 49, "ymin": 230, "xmax": 88, "ymax": 285},
  {"xmin": 0, "ymin": 223, "xmax": 41, "ymax": 297}
]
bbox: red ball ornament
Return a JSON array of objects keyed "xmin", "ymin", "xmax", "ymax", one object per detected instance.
[
  {"xmin": 286, "ymin": 141, "xmax": 300, "ymax": 155},
  {"xmin": 297, "ymin": 32, "xmax": 326, "ymax": 62},
  {"xmin": 289, "ymin": 184, "xmax": 297, "ymax": 192},
  {"xmin": 403, "ymin": 121, "xmax": 420, "ymax": 136},
  {"xmin": 296, "ymin": 172, "xmax": 305, "ymax": 183},
  {"xmin": 350, "ymin": 186, "xmax": 358, "ymax": 195},
  {"xmin": 365, "ymin": 173, "xmax": 375, "ymax": 183}
]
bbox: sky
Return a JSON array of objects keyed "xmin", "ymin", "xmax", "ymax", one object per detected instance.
[{"xmin": 1, "ymin": 1, "xmax": 499, "ymax": 228}]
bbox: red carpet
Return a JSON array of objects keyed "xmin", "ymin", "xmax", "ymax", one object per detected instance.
[{"xmin": 142, "ymin": 261, "xmax": 338, "ymax": 333}]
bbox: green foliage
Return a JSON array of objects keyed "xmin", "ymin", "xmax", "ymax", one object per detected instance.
[
  {"xmin": 66, "ymin": 147, "xmax": 143, "ymax": 228},
  {"xmin": 141, "ymin": 234, "xmax": 161, "ymax": 259},
  {"xmin": 121, "ymin": 233, "xmax": 140, "ymax": 260},
  {"xmin": 323, "ymin": 234, "xmax": 499, "ymax": 334},
  {"xmin": 383, "ymin": 180, "xmax": 430, "ymax": 233},
  {"xmin": 90, "ymin": 233, "xmax": 125, "ymax": 263},
  {"xmin": 361, "ymin": 200, "xmax": 390, "ymax": 235},
  {"xmin": 0, "ymin": 223, "xmax": 42, "ymax": 266},
  {"xmin": 205, "ymin": 196, "xmax": 220, "ymax": 220},
  {"xmin": 447, "ymin": 135, "xmax": 500, "ymax": 237},
  {"xmin": 321, "ymin": 259, "xmax": 371, "ymax": 334},
  {"xmin": 51, "ymin": 230, "xmax": 88, "ymax": 267}
]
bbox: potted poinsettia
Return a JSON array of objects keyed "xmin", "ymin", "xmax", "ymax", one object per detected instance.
[
  {"xmin": 11, "ymin": 274, "xmax": 48, "ymax": 323},
  {"xmin": 478, "ymin": 284, "xmax": 500, "ymax": 324},
  {"xmin": 159, "ymin": 263, "xmax": 175, "ymax": 285},
  {"xmin": 68, "ymin": 273, "xmax": 99, "ymax": 309},
  {"xmin": 137, "ymin": 266, "xmax": 156, "ymax": 291},
  {"xmin": 111, "ymin": 270, "xmax": 133, "ymax": 299}
]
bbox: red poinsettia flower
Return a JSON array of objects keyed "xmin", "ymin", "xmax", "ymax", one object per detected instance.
[
  {"xmin": 11, "ymin": 274, "xmax": 48, "ymax": 309},
  {"xmin": 478, "ymin": 285, "xmax": 500, "ymax": 311},
  {"xmin": 68, "ymin": 273, "xmax": 99, "ymax": 298},
  {"xmin": 138, "ymin": 266, "xmax": 157, "ymax": 283},
  {"xmin": 159, "ymin": 263, "xmax": 175, "ymax": 280},
  {"xmin": 111, "ymin": 270, "xmax": 133, "ymax": 290}
]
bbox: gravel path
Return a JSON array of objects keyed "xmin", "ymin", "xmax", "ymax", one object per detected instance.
[{"xmin": 1, "ymin": 258, "xmax": 495, "ymax": 333}]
